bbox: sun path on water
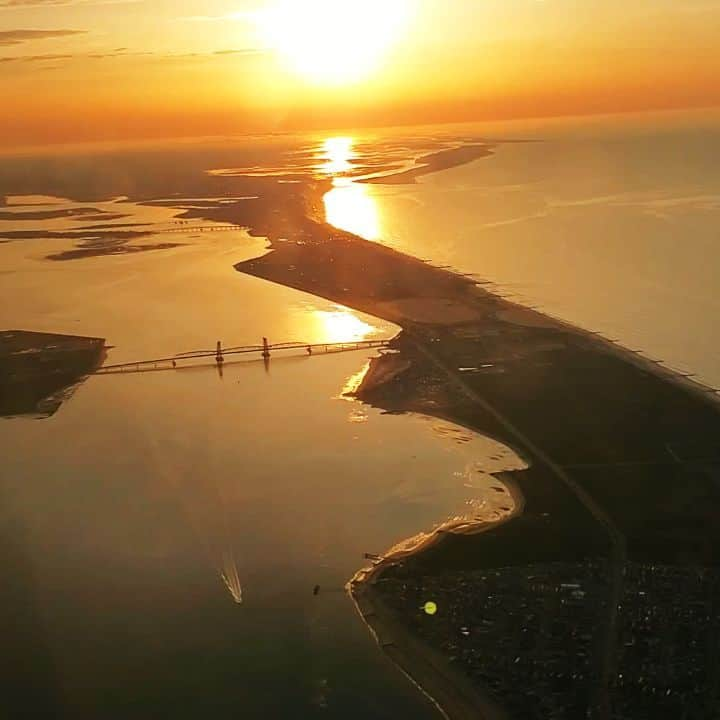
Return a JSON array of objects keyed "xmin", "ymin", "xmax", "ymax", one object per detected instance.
[{"xmin": 319, "ymin": 136, "xmax": 382, "ymax": 242}]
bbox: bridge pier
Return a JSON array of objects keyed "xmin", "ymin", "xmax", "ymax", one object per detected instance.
[
  {"xmin": 216, "ymin": 340, "xmax": 224, "ymax": 364},
  {"xmin": 262, "ymin": 337, "xmax": 271, "ymax": 360}
]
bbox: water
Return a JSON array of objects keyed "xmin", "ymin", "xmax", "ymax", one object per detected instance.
[
  {"xmin": 0, "ymin": 228, "xmax": 391, "ymax": 362},
  {"xmin": 1, "ymin": 346, "xmax": 523, "ymax": 717},
  {"xmin": 1, "ymin": 108, "xmax": 719, "ymax": 717}
]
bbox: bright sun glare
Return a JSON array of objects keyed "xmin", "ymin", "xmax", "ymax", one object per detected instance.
[
  {"xmin": 256, "ymin": 0, "xmax": 411, "ymax": 85},
  {"xmin": 318, "ymin": 136, "xmax": 355, "ymax": 174},
  {"xmin": 313, "ymin": 308, "xmax": 376, "ymax": 343},
  {"xmin": 318, "ymin": 136, "xmax": 382, "ymax": 240},
  {"xmin": 324, "ymin": 178, "xmax": 381, "ymax": 240}
]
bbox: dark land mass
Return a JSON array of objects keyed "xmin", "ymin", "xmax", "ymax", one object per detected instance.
[
  {"xmin": 0, "ymin": 208, "xmax": 105, "ymax": 221},
  {"xmin": 46, "ymin": 241, "xmax": 183, "ymax": 261},
  {"xmin": 0, "ymin": 228, "xmax": 151, "ymax": 243},
  {"xmin": 139, "ymin": 198, "xmax": 260, "ymax": 207},
  {"xmin": 232, "ymin": 191, "xmax": 720, "ymax": 719},
  {"xmin": 76, "ymin": 221, "xmax": 153, "ymax": 230},
  {"xmin": 0, "ymin": 330, "xmax": 105, "ymax": 417},
  {"xmin": 74, "ymin": 213, "xmax": 129, "ymax": 222},
  {"xmin": 177, "ymin": 179, "xmax": 330, "ymax": 244},
  {"xmin": 0, "ymin": 146, "xmax": 320, "ymax": 203},
  {"xmin": 360, "ymin": 144, "xmax": 494, "ymax": 184},
  {"xmin": 0, "ymin": 226, "xmax": 183, "ymax": 261}
]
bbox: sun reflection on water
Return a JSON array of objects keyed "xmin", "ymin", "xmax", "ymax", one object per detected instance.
[
  {"xmin": 324, "ymin": 178, "xmax": 381, "ymax": 240},
  {"xmin": 317, "ymin": 136, "xmax": 382, "ymax": 240},
  {"xmin": 317, "ymin": 136, "xmax": 355, "ymax": 175},
  {"xmin": 313, "ymin": 307, "xmax": 376, "ymax": 343},
  {"xmin": 341, "ymin": 360, "xmax": 371, "ymax": 397}
]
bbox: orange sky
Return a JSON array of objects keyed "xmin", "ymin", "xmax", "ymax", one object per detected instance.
[{"xmin": 2, "ymin": 0, "xmax": 719, "ymax": 148}]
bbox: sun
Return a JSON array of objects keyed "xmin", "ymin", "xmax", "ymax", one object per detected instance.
[{"xmin": 256, "ymin": 0, "xmax": 411, "ymax": 85}]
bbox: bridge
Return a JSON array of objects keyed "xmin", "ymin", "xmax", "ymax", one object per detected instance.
[
  {"xmin": 153, "ymin": 224, "xmax": 240, "ymax": 234},
  {"xmin": 94, "ymin": 338, "xmax": 391, "ymax": 375}
]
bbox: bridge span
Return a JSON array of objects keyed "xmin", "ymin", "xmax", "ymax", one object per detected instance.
[{"xmin": 94, "ymin": 338, "xmax": 391, "ymax": 375}]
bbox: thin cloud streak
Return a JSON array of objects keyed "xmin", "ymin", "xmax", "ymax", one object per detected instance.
[
  {"xmin": 0, "ymin": 0, "xmax": 137, "ymax": 7},
  {"xmin": 0, "ymin": 28, "xmax": 86, "ymax": 45},
  {"xmin": 0, "ymin": 47, "xmax": 268, "ymax": 64},
  {"xmin": 177, "ymin": 11, "xmax": 255, "ymax": 22}
]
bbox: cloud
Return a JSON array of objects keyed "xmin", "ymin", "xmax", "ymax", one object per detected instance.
[
  {"xmin": 0, "ymin": 0, "xmax": 137, "ymax": 6},
  {"xmin": 0, "ymin": 49, "xmax": 147, "ymax": 63},
  {"xmin": 212, "ymin": 48, "xmax": 265, "ymax": 56},
  {"xmin": 0, "ymin": 0, "xmax": 134, "ymax": 6},
  {"xmin": 178, "ymin": 11, "xmax": 255, "ymax": 22},
  {"xmin": 0, "ymin": 29, "xmax": 86, "ymax": 45},
  {"xmin": 0, "ymin": 47, "xmax": 266, "ymax": 64},
  {"xmin": 0, "ymin": 0, "xmax": 66, "ymax": 4},
  {"xmin": 0, "ymin": 52, "xmax": 73, "ymax": 62}
]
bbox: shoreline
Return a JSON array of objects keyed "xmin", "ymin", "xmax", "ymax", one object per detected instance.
[
  {"xmin": 358, "ymin": 144, "xmax": 495, "ymax": 185},
  {"xmin": 237, "ymin": 224, "xmax": 720, "ymax": 409},
  {"xmin": 0, "ymin": 329, "xmax": 105, "ymax": 417},
  {"xmin": 349, "ymin": 569, "xmax": 507, "ymax": 720},
  {"xmin": 348, "ymin": 472, "xmax": 524, "ymax": 720}
]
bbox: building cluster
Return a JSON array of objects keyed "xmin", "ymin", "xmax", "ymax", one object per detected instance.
[
  {"xmin": 612, "ymin": 563, "xmax": 720, "ymax": 719},
  {"xmin": 374, "ymin": 560, "xmax": 720, "ymax": 719}
]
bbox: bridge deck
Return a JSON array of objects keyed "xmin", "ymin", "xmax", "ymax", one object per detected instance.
[{"xmin": 94, "ymin": 339, "xmax": 391, "ymax": 374}]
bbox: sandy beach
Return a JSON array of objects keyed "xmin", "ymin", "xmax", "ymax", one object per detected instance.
[{"xmin": 346, "ymin": 474, "xmax": 524, "ymax": 720}]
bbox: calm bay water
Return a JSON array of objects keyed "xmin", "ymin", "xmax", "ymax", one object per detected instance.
[{"xmin": 6, "ymin": 347, "xmax": 520, "ymax": 717}]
